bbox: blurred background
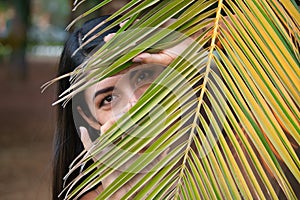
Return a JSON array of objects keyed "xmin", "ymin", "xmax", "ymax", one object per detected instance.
[{"xmin": 0, "ymin": 0, "xmax": 129, "ymax": 199}]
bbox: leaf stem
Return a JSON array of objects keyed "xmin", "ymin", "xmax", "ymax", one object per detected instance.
[{"xmin": 173, "ymin": 0, "xmax": 224, "ymax": 198}]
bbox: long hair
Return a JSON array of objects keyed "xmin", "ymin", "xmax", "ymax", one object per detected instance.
[{"xmin": 52, "ymin": 16, "xmax": 120, "ymax": 200}]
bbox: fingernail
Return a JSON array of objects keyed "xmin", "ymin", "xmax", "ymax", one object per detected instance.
[
  {"xmin": 79, "ymin": 126, "xmax": 86, "ymax": 136},
  {"xmin": 79, "ymin": 126, "xmax": 84, "ymax": 132},
  {"xmin": 104, "ymin": 33, "xmax": 115, "ymax": 42},
  {"xmin": 79, "ymin": 126, "xmax": 83, "ymax": 138},
  {"xmin": 132, "ymin": 57, "xmax": 143, "ymax": 62},
  {"xmin": 103, "ymin": 35, "xmax": 109, "ymax": 41},
  {"xmin": 120, "ymin": 20, "xmax": 128, "ymax": 27}
]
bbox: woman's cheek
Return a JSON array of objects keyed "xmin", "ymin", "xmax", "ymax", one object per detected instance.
[
  {"xmin": 134, "ymin": 84, "xmax": 151, "ymax": 99},
  {"xmin": 96, "ymin": 110, "xmax": 112, "ymax": 126}
]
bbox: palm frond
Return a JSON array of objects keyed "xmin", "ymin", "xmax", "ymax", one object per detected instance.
[{"xmin": 53, "ymin": 0, "xmax": 299, "ymax": 199}]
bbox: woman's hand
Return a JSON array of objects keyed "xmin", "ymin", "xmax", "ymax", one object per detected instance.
[
  {"xmin": 103, "ymin": 18, "xmax": 196, "ymax": 66},
  {"xmin": 105, "ymin": 32, "xmax": 184, "ymax": 66},
  {"xmin": 79, "ymin": 123, "xmax": 169, "ymax": 199},
  {"xmin": 128, "ymin": 16, "xmax": 235, "ymax": 66},
  {"xmin": 79, "ymin": 124, "xmax": 147, "ymax": 199}
]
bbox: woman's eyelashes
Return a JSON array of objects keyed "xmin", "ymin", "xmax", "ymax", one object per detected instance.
[
  {"xmin": 102, "ymin": 94, "xmax": 116, "ymax": 106},
  {"xmin": 96, "ymin": 93, "xmax": 119, "ymax": 109}
]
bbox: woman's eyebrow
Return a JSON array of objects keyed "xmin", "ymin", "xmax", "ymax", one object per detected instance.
[
  {"xmin": 129, "ymin": 70, "xmax": 138, "ymax": 80},
  {"xmin": 93, "ymin": 86, "xmax": 115, "ymax": 100}
]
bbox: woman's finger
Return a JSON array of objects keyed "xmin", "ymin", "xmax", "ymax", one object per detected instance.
[
  {"xmin": 119, "ymin": 20, "xmax": 128, "ymax": 28},
  {"xmin": 103, "ymin": 33, "xmax": 116, "ymax": 42},
  {"xmin": 79, "ymin": 126, "xmax": 93, "ymax": 150},
  {"xmin": 132, "ymin": 34, "xmax": 195, "ymax": 66},
  {"xmin": 100, "ymin": 118, "xmax": 116, "ymax": 134},
  {"xmin": 132, "ymin": 52, "xmax": 174, "ymax": 66}
]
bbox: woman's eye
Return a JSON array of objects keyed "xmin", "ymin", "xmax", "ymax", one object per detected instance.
[
  {"xmin": 135, "ymin": 70, "xmax": 154, "ymax": 85},
  {"xmin": 99, "ymin": 95, "xmax": 117, "ymax": 108}
]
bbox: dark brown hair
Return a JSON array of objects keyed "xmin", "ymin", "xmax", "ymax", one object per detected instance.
[{"xmin": 53, "ymin": 16, "xmax": 119, "ymax": 200}]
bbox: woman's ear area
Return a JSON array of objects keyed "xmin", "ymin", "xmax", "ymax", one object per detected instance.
[{"xmin": 77, "ymin": 106, "xmax": 101, "ymax": 130}]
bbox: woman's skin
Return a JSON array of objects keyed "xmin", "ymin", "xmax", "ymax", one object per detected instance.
[{"xmin": 83, "ymin": 64, "xmax": 165, "ymax": 131}]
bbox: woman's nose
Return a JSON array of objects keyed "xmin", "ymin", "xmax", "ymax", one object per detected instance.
[
  {"xmin": 126, "ymin": 95, "xmax": 138, "ymax": 110},
  {"xmin": 123, "ymin": 88, "xmax": 144, "ymax": 112},
  {"xmin": 113, "ymin": 96, "xmax": 138, "ymax": 121},
  {"xmin": 120, "ymin": 85, "xmax": 149, "ymax": 113}
]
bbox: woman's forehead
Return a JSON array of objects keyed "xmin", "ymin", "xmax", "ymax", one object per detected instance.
[
  {"xmin": 84, "ymin": 65, "xmax": 139, "ymax": 99},
  {"xmin": 114, "ymin": 63, "xmax": 146, "ymax": 75},
  {"xmin": 85, "ymin": 63, "xmax": 164, "ymax": 96}
]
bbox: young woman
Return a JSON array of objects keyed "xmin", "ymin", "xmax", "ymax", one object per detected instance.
[
  {"xmin": 53, "ymin": 15, "xmax": 183, "ymax": 200},
  {"xmin": 52, "ymin": 15, "xmax": 297, "ymax": 200}
]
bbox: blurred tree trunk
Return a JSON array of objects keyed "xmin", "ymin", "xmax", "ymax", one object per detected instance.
[{"xmin": 7, "ymin": 0, "xmax": 31, "ymax": 80}]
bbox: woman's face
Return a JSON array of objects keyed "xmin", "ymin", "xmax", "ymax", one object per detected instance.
[
  {"xmin": 78, "ymin": 64, "xmax": 167, "ymax": 198},
  {"xmin": 84, "ymin": 64, "xmax": 165, "ymax": 128}
]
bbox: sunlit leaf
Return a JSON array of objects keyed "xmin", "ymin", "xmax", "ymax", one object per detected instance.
[{"xmin": 51, "ymin": 0, "xmax": 300, "ymax": 199}]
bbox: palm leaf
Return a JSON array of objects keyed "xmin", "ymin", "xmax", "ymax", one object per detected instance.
[{"xmin": 50, "ymin": 0, "xmax": 299, "ymax": 199}]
